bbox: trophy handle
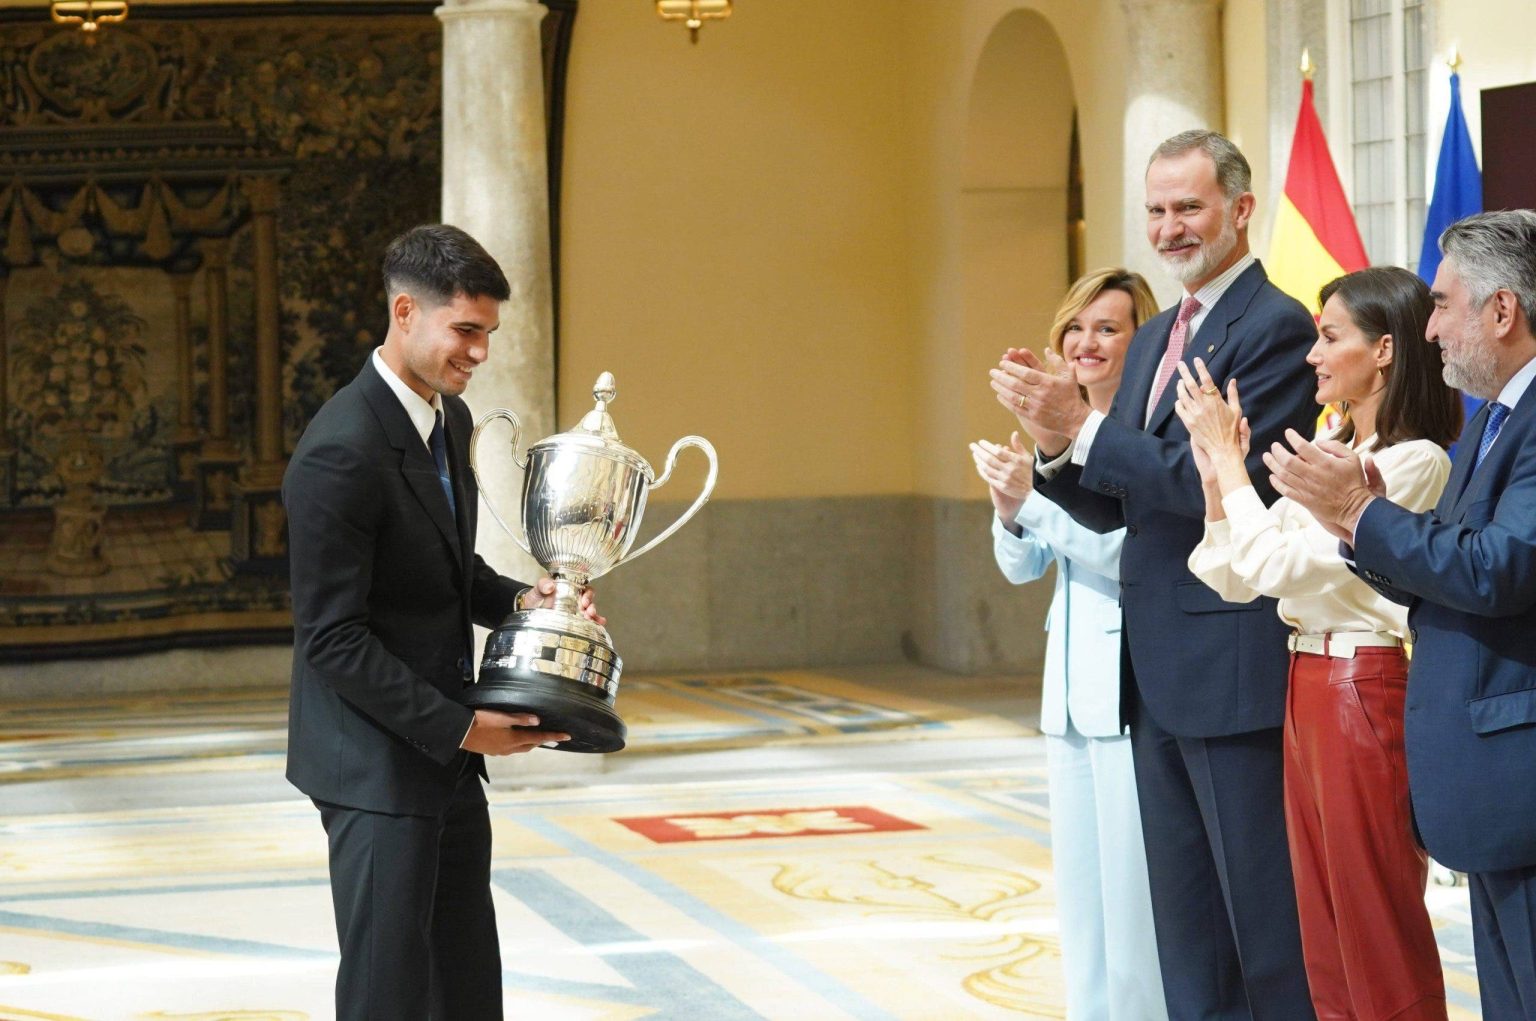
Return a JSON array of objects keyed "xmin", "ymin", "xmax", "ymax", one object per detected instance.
[
  {"xmin": 618, "ymin": 435, "xmax": 718, "ymax": 566},
  {"xmin": 469, "ymin": 408, "xmax": 532, "ymax": 555}
]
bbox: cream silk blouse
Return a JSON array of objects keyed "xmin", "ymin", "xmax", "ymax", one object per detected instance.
[{"xmin": 1188, "ymin": 436, "xmax": 1451, "ymax": 635}]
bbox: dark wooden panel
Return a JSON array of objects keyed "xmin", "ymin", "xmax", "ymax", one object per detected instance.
[{"xmin": 1481, "ymin": 81, "xmax": 1536, "ymax": 211}]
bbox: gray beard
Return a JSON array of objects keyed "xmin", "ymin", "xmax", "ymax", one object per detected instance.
[
  {"xmin": 1441, "ymin": 341, "xmax": 1501, "ymax": 400},
  {"xmin": 1158, "ymin": 218, "xmax": 1238, "ymax": 286}
]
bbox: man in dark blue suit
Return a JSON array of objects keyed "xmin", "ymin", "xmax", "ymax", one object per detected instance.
[
  {"xmin": 994, "ymin": 131, "xmax": 1319, "ymax": 1017},
  {"xmin": 1266, "ymin": 209, "xmax": 1536, "ymax": 1019}
]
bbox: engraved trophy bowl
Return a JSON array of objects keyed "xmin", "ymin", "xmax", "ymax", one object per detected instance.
[{"xmin": 462, "ymin": 372, "xmax": 718, "ymax": 752}]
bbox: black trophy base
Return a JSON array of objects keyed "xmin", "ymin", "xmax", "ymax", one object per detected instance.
[{"xmin": 460, "ymin": 608, "xmax": 626, "ymax": 753}]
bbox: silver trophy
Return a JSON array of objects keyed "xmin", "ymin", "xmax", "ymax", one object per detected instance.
[{"xmin": 463, "ymin": 372, "xmax": 718, "ymax": 752}]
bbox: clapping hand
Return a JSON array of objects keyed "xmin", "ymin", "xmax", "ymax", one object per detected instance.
[
  {"xmin": 1262, "ymin": 429, "xmax": 1387, "ymax": 542},
  {"xmin": 1173, "ymin": 358, "xmax": 1250, "ymax": 489},
  {"xmin": 1174, "ymin": 359, "xmax": 1247, "ymax": 459},
  {"xmin": 989, "ymin": 347, "xmax": 1087, "ymax": 457},
  {"xmin": 970, "ymin": 431, "xmax": 1035, "ymax": 523}
]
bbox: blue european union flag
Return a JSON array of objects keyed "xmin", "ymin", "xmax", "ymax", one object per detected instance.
[{"xmin": 1418, "ymin": 71, "xmax": 1484, "ymax": 432}]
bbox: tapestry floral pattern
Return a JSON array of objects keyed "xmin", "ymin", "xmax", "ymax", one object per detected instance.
[{"xmin": 0, "ymin": 12, "xmax": 446, "ymax": 659}]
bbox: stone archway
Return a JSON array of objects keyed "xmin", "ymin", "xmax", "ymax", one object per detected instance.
[{"xmin": 958, "ymin": 7, "xmax": 1076, "ymax": 465}]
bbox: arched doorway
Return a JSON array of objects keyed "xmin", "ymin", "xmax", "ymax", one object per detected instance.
[{"xmin": 960, "ymin": 7, "xmax": 1077, "ymax": 420}]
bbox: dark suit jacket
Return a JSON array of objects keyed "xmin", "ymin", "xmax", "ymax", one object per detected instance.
[
  {"xmin": 284, "ymin": 357, "xmax": 525, "ymax": 816},
  {"xmin": 1353, "ymin": 393, "xmax": 1536, "ymax": 873},
  {"xmin": 1037, "ymin": 261, "xmax": 1318, "ymax": 737}
]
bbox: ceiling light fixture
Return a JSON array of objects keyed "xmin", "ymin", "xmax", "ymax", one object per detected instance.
[
  {"xmin": 50, "ymin": 1, "xmax": 130, "ymax": 44},
  {"xmin": 656, "ymin": 0, "xmax": 730, "ymax": 45}
]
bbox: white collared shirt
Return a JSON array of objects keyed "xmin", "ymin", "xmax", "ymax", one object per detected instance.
[
  {"xmin": 1040, "ymin": 252, "xmax": 1258, "ymax": 475},
  {"xmin": 372, "ymin": 348, "xmax": 442, "ymax": 452},
  {"xmin": 1189, "ymin": 433, "xmax": 1450, "ymax": 635},
  {"xmin": 1480, "ymin": 352, "xmax": 1536, "ymax": 459}
]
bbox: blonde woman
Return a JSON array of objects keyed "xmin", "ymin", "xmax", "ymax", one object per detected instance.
[{"xmin": 971, "ymin": 268, "xmax": 1166, "ymax": 1021}]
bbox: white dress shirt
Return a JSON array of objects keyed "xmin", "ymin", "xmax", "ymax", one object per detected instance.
[
  {"xmin": 1479, "ymin": 352, "xmax": 1536, "ymax": 460},
  {"xmin": 1188, "ymin": 434, "xmax": 1450, "ymax": 635},
  {"xmin": 372, "ymin": 348, "xmax": 443, "ymax": 450}
]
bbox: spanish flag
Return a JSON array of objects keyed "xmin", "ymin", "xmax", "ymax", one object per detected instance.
[{"xmin": 1267, "ymin": 77, "xmax": 1369, "ymax": 315}]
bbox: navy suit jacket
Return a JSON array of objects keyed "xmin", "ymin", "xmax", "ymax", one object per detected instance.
[
  {"xmin": 1353, "ymin": 393, "xmax": 1536, "ymax": 873},
  {"xmin": 1037, "ymin": 261, "xmax": 1318, "ymax": 737},
  {"xmin": 283, "ymin": 357, "xmax": 526, "ymax": 816}
]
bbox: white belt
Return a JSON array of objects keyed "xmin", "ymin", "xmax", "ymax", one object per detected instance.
[{"xmin": 1287, "ymin": 631, "xmax": 1403, "ymax": 659}]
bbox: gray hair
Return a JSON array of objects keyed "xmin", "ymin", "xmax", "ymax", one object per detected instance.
[
  {"xmin": 1439, "ymin": 210, "xmax": 1536, "ymax": 328},
  {"xmin": 1147, "ymin": 130, "xmax": 1252, "ymax": 201}
]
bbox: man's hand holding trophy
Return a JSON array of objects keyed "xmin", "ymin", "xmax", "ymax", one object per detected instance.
[{"xmin": 463, "ymin": 372, "xmax": 718, "ymax": 752}]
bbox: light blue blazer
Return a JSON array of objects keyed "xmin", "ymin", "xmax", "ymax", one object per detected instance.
[{"xmin": 993, "ymin": 491, "xmax": 1126, "ymax": 738}]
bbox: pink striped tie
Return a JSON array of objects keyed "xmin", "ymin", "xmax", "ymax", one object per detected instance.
[{"xmin": 1148, "ymin": 295, "xmax": 1202, "ymax": 412}]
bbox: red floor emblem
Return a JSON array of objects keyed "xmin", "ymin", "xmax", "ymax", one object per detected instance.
[{"xmin": 615, "ymin": 805, "xmax": 925, "ymax": 843}]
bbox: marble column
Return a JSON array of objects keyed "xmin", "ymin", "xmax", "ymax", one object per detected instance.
[
  {"xmin": 436, "ymin": 0, "xmax": 554, "ymax": 588},
  {"xmin": 1119, "ymin": 0, "xmax": 1225, "ymax": 303},
  {"xmin": 437, "ymin": 0, "xmax": 598, "ymax": 778}
]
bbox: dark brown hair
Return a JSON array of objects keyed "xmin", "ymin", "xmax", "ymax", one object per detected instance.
[
  {"xmin": 1320, "ymin": 266, "xmax": 1462, "ymax": 449},
  {"xmin": 382, "ymin": 223, "xmax": 511, "ymax": 305}
]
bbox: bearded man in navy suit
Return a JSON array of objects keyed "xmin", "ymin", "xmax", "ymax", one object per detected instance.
[
  {"xmin": 993, "ymin": 131, "xmax": 1318, "ymax": 1018},
  {"xmin": 284, "ymin": 224, "xmax": 599, "ymax": 1019},
  {"xmin": 1267, "ymin": 210, "xmax": 1536, "ymax": 1019}
]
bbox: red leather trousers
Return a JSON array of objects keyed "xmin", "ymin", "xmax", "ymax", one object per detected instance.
[{"xmin": 1284, "ymin": 648, "xmax": 1447, "ymax": 1020}]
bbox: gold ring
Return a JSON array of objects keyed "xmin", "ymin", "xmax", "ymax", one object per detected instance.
[
  {"xmin": 1016, "ymin": 394, "xmax": 1026, "ymax": 409},
  {"xmin": 1201, "ymin": 385, "xmax": 1220, "ymax": 396}
]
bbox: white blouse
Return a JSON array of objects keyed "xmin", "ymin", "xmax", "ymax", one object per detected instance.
[{"xmin": 1188, "ymin": 436, "xmax": 1451, "ymax": 635}]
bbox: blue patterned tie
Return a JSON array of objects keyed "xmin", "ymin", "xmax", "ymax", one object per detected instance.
[
  {"xmin": 430, "ymin": 410, "xmax": 457, "ymax": 519},
  {"xmin": 1476, "ymin": 402, "xmax": 1510, "ymax": 469}
]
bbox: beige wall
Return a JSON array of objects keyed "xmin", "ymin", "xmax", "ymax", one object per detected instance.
[
  {"xmin": 1224, "ymin": 0, "xmax": 1271, "ymax": 255},
  {"xmin": 559, "ymin": 0, "xmax": 1129, "ymax": 504},
  {"xmin": 558, "ymin": 0, "xmax": 915, "ymax": 502},
  {"xmin": 898, "ymin": 0, "xmax": 1128, "ymax": 500}
]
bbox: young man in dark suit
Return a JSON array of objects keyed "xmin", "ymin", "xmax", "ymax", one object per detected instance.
[
  {"xmin": 993, "ymin": 131, "xmax": 1319, "ymax": 1017},
  {"xmin": 284, "ymin": 224, "xmax": 596, "ymax": 1019},
  {"xmin": 1268, "ymin": 210, "xmax": 1536, "ymax": 1019}
]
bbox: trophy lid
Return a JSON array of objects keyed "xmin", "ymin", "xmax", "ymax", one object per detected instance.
[{"xmin": 528, "ymin": 372, "xmax": 653, "ymax": 477}]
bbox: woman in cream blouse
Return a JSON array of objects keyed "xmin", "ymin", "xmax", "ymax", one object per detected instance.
[
  {"xmin": 971, "ymin": 268, "xmax": 1166, "ymax": 1021},
  {"xmin": 1175, "ymin": 266, "xmax": 1462, "ymax": 1021}
]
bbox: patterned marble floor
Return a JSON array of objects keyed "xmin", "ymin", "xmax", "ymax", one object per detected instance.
[{"xmin": 0, "ymin": 668, "xmax": 1482, "ymax": 1019}]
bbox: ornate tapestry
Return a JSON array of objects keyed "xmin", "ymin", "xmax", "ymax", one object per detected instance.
[{"xmin": 0, "ymin": 3, "xmax": 575, "ymax": 661}]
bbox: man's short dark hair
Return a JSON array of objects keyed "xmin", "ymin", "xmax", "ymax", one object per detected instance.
[{"xmin": 382, "ymin": 223, "xmax": 511, "ymax": 306}]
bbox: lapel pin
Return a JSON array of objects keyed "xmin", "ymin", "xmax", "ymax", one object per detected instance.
[{"xmin": 1207, "ymin": 345, "xmax": 1214, "ymax": 352}]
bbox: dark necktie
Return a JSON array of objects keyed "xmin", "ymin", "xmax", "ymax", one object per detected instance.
[
  {"xmin": 432, "ymin": 409, "xmax": 474, "ymax": 685},
  {"xmin": 1475, "ymin": 401, "xmax": 1510, "ymax": 469},
  {"xmin": 430, "ymin": 410, "xmax": 457, "ymax": 519}
]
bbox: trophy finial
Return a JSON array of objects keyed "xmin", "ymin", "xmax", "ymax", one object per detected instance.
[{"xmin": 576, "ymin": 371, "xmax": 622, "ymax": 440}]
